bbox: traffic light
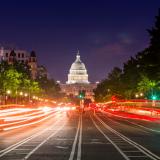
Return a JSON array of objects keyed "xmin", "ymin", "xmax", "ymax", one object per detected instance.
[
  {"xmin": 151, "ymin": 95, "xmax": 157, "ymax": 100},
  {"xmin": 78, "ymin": 90, "xmax": 85, "ymax": 99}
]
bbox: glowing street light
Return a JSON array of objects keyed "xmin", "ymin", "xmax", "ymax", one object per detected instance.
[
  {"xmin": 151, "ymin": 95, "xmax": 157, "ymax": 100},
  {"xmin": 6, "ymin": 90, "xmax": 11, "ymax": 95},
  {"xmin": 140, "ymin": 93, "xmax": 143, "ymax": 96},
  {"xmin": 32, "ymin": 95, "xmax": 36, "ymax": 99},
  {"xmin": 19, "ymin": 92, "xmax": 23, "ymax": 96},
  {"xmin": 24, "ymin": 93, "xmax": 28, "ymax": 97},
  {"xmin": 135, "ymin": 94, "xmax": 139, "ymax": 98}
]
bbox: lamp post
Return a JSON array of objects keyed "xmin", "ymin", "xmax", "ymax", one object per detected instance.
[
  {"xmin": 24, "ymin": 93, "xmax": 28, "ymax": 104},
  {"xmin": 19, "ymin": 92, "xmax": 23, "ymax": 104},
  {"xmin": 6, "ymin": 90, "xmax": 11, "ymax": 104},
  {"xmin": 135, "ymin": 92, "xmax": 144, "ymax": 99}
]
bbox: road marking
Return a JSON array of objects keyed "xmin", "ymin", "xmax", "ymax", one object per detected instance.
[
  {"xmin": 69, "ymin": 114, "xmax": 82, "ymax": 160},
  {"xmin": 56, "ymin": 146, "xmax": 69, "ymax": 149},
  {"xmin": 23, "ymin": 121, "xmax": 66, "ymax": 159},
  {"xmin": 68, "ymin": 116, "xmax": 80, "ymax": 160},
  {"xmin": 128, "ymin": 155, "xmax": 148, "ymax": 157},
  {"xmin": 77, "ymin": 115, "xmax": 82, "ymax": 160},
  {"xmin": 14, "ymin": 149, "xmax": 31, "ymax": 151},
  {"xmin": 125, "ymin": 120, "xmax": 160, "ymax": 133},
  {"xmin": 0, "ymin": 113, "xmax": 60, "ymax": 154},
  {"xmin": 55, "ymin": 138, "xmax": 74, "ymax": 141},
  {"xmin": 90, "ymin": 141, "xmax": 107, "ymax": 144},
  {"xmin": 21, "ymin": 145, "xmax": 36, "ymax": 147},
  {"xmin": 101, "ymin": 112, "xmax": 150, "ymax": 134},
  {"xmin": 123, "ymin": 150, "xmax": 140, "ymax": 152},
  {"xmin": 3, "ymin": 111, "xmax": 57, "ymax": 131},
  {"xmin": 90, "ymin": 115, "xmax": 130, "ymax": 160},
  {"xmin": 0, "ymin": 114, "xmax": 63, "ymax": 157},
  {"xmin": 102, "ymin": 110, "xmax": 160, "ymax": 133},
  {"xmin": 95, "ymin": 114, "xmax": 160, "ymax": 160}
]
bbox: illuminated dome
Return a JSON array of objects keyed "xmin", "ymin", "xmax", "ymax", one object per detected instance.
[{"xmin": 66, "ymin": 51, "xmax": 89, "ymax": 84}]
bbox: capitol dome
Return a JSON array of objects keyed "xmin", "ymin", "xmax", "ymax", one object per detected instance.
[{"xmin": 66, "ymin": 51, "xmax": 89, "ymax": 84}]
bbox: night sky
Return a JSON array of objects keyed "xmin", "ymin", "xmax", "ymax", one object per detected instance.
[{"xmin": 0, "ymin": 0, "xmax": 160, "ymax": 83}]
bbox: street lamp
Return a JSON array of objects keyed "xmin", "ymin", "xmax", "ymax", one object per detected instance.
[
  {"xmin": 19, "ymin": 92, "xmax": 23, "ymax": 96},
  {"xmin": 32, "ymin": 95, "xmax": 36, "ymax": 99},
  {"xmin": 24, "ymin": 93, "xmax": 28, "ymax": 97},
  {"xmin": 6, "ymin": 90, "xmax": 11, "ymax": 104},
  {"xmin": 6, "ymin": 90, "xmax": 11, "ymax": 95},
  {"xmin": 135, "ymin": 94, "xmax": 139, "ymax": 98},
  {"xmin": 135, "ymin": 93, "xmax": 144, "ymax": 98},
  {"xmin": 140, "ymin": 93, "xmax": 143, "ymax": 96}
]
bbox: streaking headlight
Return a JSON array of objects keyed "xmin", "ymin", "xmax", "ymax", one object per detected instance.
[
  {"xmin": 41, "ymin": 106, "xmax": 51, "ymax": 113},
  {"xmin": 71, "ymin": 107, "xmax": 76, "ymax": 110}
]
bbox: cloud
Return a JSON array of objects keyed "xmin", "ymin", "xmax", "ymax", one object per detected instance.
[{"xmin": 94, "ymin": 42, "xmax": 128, "ymax": 57}]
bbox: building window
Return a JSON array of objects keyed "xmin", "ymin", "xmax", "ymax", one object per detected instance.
[
  {"xmin": 6, "ymin": 53, "xmax": 8, "ymax": 57},
  {"xmin": 18, "ymin": 53, "xmax": 21, "ymax": 58},
  {"xmin": 22, "ymin": 53, "xmax": 24, "ymax": 58}
]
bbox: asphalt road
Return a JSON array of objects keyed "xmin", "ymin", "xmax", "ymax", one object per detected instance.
[{"xmin": 0, "ymin": 109, "xmax": 160, "ymax": 160}]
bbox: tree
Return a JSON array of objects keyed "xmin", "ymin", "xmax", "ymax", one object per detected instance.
[
  {"xmin": 138, "ymin": 9, "xmax": 160, "ymax": 80},
  {"xmin": 94, "ymin": 67, "xmax": 124, "ymax": 102},
  {"xmin": 137, "ymin": 75, "xmax": 160, "ymax": 99},
  {"xmin": 36, "ymin": 75, "xmax": 60, "ymax": 98},
  {"xmin": 14, "ymin": 61, "xmax": 31, "ymax": 79},
  {"xmin": 0, "ymin": 68, "xmax": 22, "ymax": 96},
  {"xmin": 137, "ymin": 75, "xmax": 156, "ymax": 92},
  {"xmin": 121, "ymin": 57, "xmax": 140, "ymax": 98},
  {"xmin": 94, "ymin": 9, "xmax": 160, "ymax": 101},
  {"xmin": 22, "ymin": 79, "xmax": 41, "ymax": 95}
]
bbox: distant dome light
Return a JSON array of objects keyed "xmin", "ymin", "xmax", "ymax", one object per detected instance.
[{"xmin": 66, "ymin": 51, "xmax": 89, "ymax": 84}]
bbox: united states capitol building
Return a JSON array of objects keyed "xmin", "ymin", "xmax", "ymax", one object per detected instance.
[{"xmin": 60, "ymin": 51, "xmax": 97, "ymax": 100}]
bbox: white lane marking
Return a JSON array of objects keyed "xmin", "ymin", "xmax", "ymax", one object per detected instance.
[
  {"xmin": 0, "ymin": 114, "xmax": 63, "ymax": 157},
  {"xmin": 56, "ymin": 146, "xmax": 69, "ymax": 149},
  {"xmin": 90, "ymin": 115, "xmax": 130, "ymax": 160},
  {"xmin": 23, "ymin": 121, "xmax": 66, "ymax": 160},
  {"xmin": 101, "ymin": 110, "xmax": 150, "ymax": 122},
  {"xmin": 90, "ymin": 142, "xmax": 106, "ymax": 144},
  {"xmin": 125, "ymin": 120, "xmax": 160, "ymax": 133},
  {"xmin": 128, "ymin": 155, "xmax": 148, "ymax": 157},
  {"xmin": 14, "ymin": 149, "xmax": 31, "ymax": 151},
  {"xmin": 21, "ymin": 145, "xmax": 36, "ymax": 147},
  {"xmin": 56, "ymin": 138, "xmax": 74, "ymax": 141},
  {"xmin": 68, "ymin": 116, "xmax": 80, "ymax": 160},
  {"xmin": 123, "ymin": 150, "xmax": 140, "ymax": 152},
  {"xmin": 77, "ymin": 115, "xmax": 82, "ymax": 160},
  {"xmin": 101, "ymin": 112, "xmax": 150, "ymax": 134},
  {"xmin": 96, "ymin": 115, "xmax": 160, "ymax": 160},
  {"xmin": 110, "ymin": 118, "xmax": 149, "ymax": 134},
  {"xmin": 102, "ymin": 110, "xmax": 160, "ymax": 133},
  {"xmin": 0, "ymin": 113, "xmax": 60, "ymax": 153}
]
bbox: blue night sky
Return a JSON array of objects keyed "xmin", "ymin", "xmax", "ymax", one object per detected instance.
[{"xmin": 0, "ymin": 0, "xmax": 160, "ymax": 82}]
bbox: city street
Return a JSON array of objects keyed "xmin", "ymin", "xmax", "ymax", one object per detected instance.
[
  {"xmin": 0, "ymin": 109, "xmax": 160, "ymax": 160},
  {"xmin": 1, "ymin": 1, "xmax": 160, "ymax": 160}
]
